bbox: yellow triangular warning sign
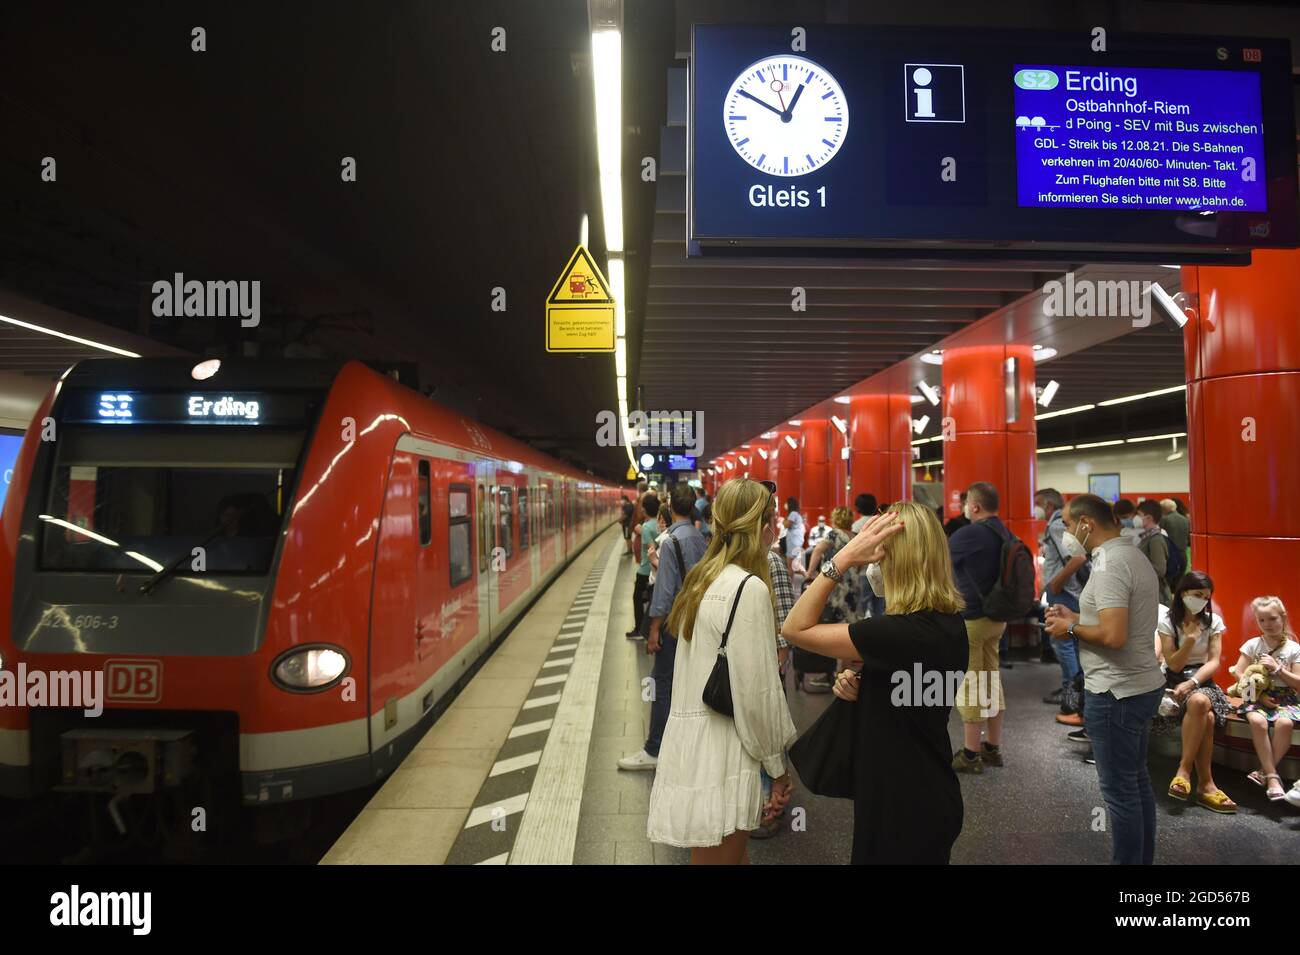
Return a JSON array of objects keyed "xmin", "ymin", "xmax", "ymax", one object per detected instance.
[{"xmin": 547, "ymin": 245, "xmax": 613, "ymax": 305}]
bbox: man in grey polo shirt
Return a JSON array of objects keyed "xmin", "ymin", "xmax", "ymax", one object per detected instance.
[
  {"xmin": 1045, "ymin": 493, "xmax": 1164, "ymax": 865},
  {"xmin": 618, "ymin": 482, "xmax": 707, "ymax": 771}
]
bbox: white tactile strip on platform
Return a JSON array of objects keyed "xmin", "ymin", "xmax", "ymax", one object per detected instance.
[{"xmin": 442, "ymin": 545, "xmax": 617, "ymax": 865}]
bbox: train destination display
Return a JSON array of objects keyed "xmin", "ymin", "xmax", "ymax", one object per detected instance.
[
  {"xmin": 1014, "ymin": 66, "xmax": 1266, "ymax": 211},
  {"xmin": 689, "ymin": 25, "xmax": 1297, "ymax": 258}
]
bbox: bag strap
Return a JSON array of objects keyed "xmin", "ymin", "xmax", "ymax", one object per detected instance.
[
  {"xmin": 719, "ymin": 574, "xmax": 755, "ymax": 650},
  {"xmin": 669, "ymin": 533, "xmax": 687, "ymax": 579}
]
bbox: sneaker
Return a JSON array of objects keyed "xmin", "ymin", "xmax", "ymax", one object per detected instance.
[
  {"xmin": 1083, "ymin": 751, "xmax": 1096, "ymax": 766},
  {"xmin": 802, "ymin": 674, "xmax": 833, "ymax": 694},
  {"xmin": 952, "ymin": 749, "xmax": 984, "ymax": 774},
  {"xmin": 1055, "ymin": 711, "xmax": 1083, "ymax": 726},
  {"xmin": 1067, "ymin": 728, "xmax": 1090, "ymax": 744},
  {"xmin": 617, "ymin": 750, "xmax": 658, "ymax": 771},
  {"xmin": 981, "ymin": 744, "xmax": 1004, "ymax": 767},
  {"xmin": 1284, "ymin": 784, "xmax": 1300, "ymax": 809},
  {"xmin": 625, "ymin": 629, "xmax": 645, "ymax": 640},
  {"xmin": 1043, "ymin": 688, "xmax": 1063, "ymax": 705},
  {"xmin": 750, "ymin": 815, "xmax": 783, "ymax": 840}
]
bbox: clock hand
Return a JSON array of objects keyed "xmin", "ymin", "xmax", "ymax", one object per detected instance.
[
  {"xmin": 782, "ymin": 83, "xmax": 805, "ymax": 121},
  {"xmin": 736, "ymin": 88, "xmax": 784, "ymax": 118}
]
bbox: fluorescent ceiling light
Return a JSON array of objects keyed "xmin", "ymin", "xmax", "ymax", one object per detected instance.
[
  {"xmin": 1038, "ymin": 380, "xmax": 1059, "ymax": 408},
  {"xmin": 1035, "ymin": 403, "xmax": 1095, "ymax": 421},
  {"xmin": 1126, "ymin": 432, "xmax": 1187, "ymax": 444},
  {"xmin": 1075, "ymin": 439, "xmax": 1124, "ymax": 449},
  {"xmin": 614, "ymin": 338, "xmax": 627, "ymax": 377},
  {"xmin": 1036, "ymin": 445, "xmax": 1075, "ymax": 454},
  {"xmin": 191, "ymin": 359, "xmax": 221, "ymax": 380},
  {"xmin": 784, "ymin": 435, "xmax": 798, "ymax": 450},
  {"xmin": 917, "ymin": 381, "xmax": 940, "ymax": 406},
  {"xmin": 830, "ymin": 415, "xmax": 846, "ymax": 435},
  {"xmin": 616, "ymin": 375, "xmax": 627, "ymax": 401},
  {"xmin": 760, "ymin": 431, "xmax": 775, "ymax": 439},
  {"xmin": 738, "ymin": 455, "xmax": 748, "ymax": 466},
  {"xmin": 1097, "ymin": 385, "xmax": 1186, "ymax": 407},
  {"xmin": 591, "ymin": 28, "xmax": 623, "ymax": 252},
  {"xmin": 0, "ymin": 313, "xmax": 141, "ymax": 358},
  {"xmin": 920, "ymin": 349, "xmax": 944, "ymax": 365},
  {"xmin": 833, "ymin": 396, "xmax": 851, "ymax": 404},
  {"xmin": 1032, "ymin": 346, "xmax": 1058, "ymax": 361},
  {"xmin": 912, "ymin": 415, "xmax": 930, "ymax": 434},
  {"xmin": 788, "ymin": 419, "xmax": 802, "ymax": 426},
  {"xmin": 757, "ymin": 447, "xmax": 768, "ymax": 460},
  {"xmin": 1145, "ymin": 283, "xmax": 1189, "ymax": 330},
  {"xmin": 909, "ymin": 395, "xmax": 925, "ymax": 404}
]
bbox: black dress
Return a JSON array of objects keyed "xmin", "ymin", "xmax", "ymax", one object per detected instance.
[{"xmin": 846, "ymin": 610, "xmax": 968, "ymax": 865}]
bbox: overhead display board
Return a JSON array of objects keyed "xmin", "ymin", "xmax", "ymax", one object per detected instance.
[{"xmin": 689, "ymin": 26, "xmax": 1297, "ymax": 260}]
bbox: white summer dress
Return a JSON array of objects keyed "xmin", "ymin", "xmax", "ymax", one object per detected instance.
[{"xmin": 647, "ymin": 563, "xmax": 797, "ymax": 848}]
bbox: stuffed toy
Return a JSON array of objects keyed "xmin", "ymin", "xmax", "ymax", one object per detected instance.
[{"xmin": 1227, "ymin": 663, "xmax": 1279, "ymax": 709}]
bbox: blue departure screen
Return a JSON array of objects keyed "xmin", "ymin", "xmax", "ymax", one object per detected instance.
[
  {"xmin": 1014, "ymin": 65, "xmax": 1266, "ymax": 212},
  {"xmin": 667, "ymin": 454, "xmax": 697, "ymax": 470},
  {"xmin": 0, "ymin": 433, "xmax": 23, "ymax": 511},
  {"xmin": 690, "ymin": 25, "xmax": 1297, "ymax": 257}
]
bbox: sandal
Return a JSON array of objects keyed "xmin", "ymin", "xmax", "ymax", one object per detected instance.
[
  {"xmin": 1195, "ymin": 790, "xmax": 1238, "ymax": 814},
  {"xmin": 1167, "ymin": 775, "xmax": 1192, "ymax": 800},
  {"xmin": 1265, "ymin": 773, "xmax": 1286, "ymax": 801},
  {"xmin": 1247, "ymin": 770, "xmax": 1265, "ymax": 788}
]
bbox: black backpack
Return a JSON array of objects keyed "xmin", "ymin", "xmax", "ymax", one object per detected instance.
[
  {"xmin": 1163, "ymin": 534, "xmax": 1186, "ymax": 588},
  {"xmin": 976, "ymin": 522, "xmax": 1038, "ymax": 622}
]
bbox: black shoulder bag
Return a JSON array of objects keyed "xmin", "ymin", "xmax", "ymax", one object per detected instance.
[
  {"xmin": 788, "ymin": 670, "xmax": 860, "ymax": 799},
  {"xmin": 702, "ymin": 573, "xmax": 755, "ymax": 717}
]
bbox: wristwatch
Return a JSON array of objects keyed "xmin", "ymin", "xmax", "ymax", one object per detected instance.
[
  {"xmin": 820, "ymin": 558, "xmax": 843, "ymax": 583},
  {"xmin": 1066, "ymin": 622, "xmax": 1077, "ymax": 640}
]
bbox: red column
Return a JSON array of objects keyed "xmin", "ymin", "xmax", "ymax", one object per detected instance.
[
  {"xmin": 1183, "ymin": 251, "xmax": 1300, "ymax": 670},
  {"xmin": 745, "ymin": 443, "xmax": 768, "ymax": 483},
  {"xmin": 830, "ymin": 414, "xmax": 849, "ymax": 510},
  {"xmin": 849, "ymin": 393, "xmax": 914, "ymax": 507},
  {"xmin": 941, "ymin": 344, "xmax": 1037, "ymax": 549},
  {"xmin": 771, "ymin": 429, "xmax": 800, "ymax": 507},
  {"xmin": 799, "ymin": 420, "xmax": 831, "ymax": 527}
]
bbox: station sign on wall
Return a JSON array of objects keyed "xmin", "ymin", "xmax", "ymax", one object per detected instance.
[{"xmin": 689, "ymin": 25, "xmax": 1297, "ymax": 260}]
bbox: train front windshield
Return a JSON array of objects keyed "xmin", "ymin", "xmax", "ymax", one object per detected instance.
[{"xmin": 39, "ymin": 426, "xmax": 305, "ymax": 575}]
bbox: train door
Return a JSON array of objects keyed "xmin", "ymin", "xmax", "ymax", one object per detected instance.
[
  {"xmin": 494, "ymin": 466, "xmax": 529, "ymax": 616},
  {"xmin": 370, "ymin": 448, "xmax": 421, "ymax": 756},
  {"xmin": 537, "ymin": 475, "xmax": 555, "ymax": 574},
  {"xmin": 477, "ymin": 465, "xmax": 496, "ymax": 644}
]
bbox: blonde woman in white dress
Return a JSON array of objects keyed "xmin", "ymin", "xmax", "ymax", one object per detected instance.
[{"xmin": 647, "ymin": 478, "xmax": 797, "ymax": 864}]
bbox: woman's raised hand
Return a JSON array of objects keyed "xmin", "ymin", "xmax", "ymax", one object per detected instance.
[{"xmin": 836, "ymin": 511, "xmax": 903, "ymax": 568}]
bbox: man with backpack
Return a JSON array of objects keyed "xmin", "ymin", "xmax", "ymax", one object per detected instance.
[
  {"xmin": 949, "ymin": 482, "xmax": 1036, "ymax": 773},
  {"xmin": 1134, "ymin": 500, "xmax": 1175, "ymax": 605}
]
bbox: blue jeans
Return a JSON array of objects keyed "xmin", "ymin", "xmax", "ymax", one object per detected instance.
[
  {"xmin": 1085, "ymin": 686, "xmax": 1163, "ymax": 865},
  {"xmin": 1046, "ymin": 590, "xmax": 1082, "ymax": 686},
  {"xmin": 644, "ymin": 633, "xmax": 678, "ymax": 758}
]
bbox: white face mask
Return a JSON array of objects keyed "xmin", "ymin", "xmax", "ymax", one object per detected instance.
[
  {"xmin": 1032, "ymin": 505, "xmax": 1047, "ymax": 521},
  {"xmin": 962, "ymin": 503, "xmax": 974, "ymax": 521},
  {"xmin": 1182, "ymin": 595, "xmax": 1209, "ymax": 614},
  {"xmin": 866, "ymin": 562, "xmax": 885, "ymax": 597},
  {"xmin": 1062, "ymin": 521, "xmax": 1091, "ymax": 559}
]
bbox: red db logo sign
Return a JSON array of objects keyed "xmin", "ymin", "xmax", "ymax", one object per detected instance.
[{"xmin": 105, "ymin": 659, "xmax": 162, "ymax": 703}]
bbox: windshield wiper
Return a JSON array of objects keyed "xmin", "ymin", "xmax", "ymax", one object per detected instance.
[{"xmin": 137, "ymin": 519, "xmax": 232, "ymax": 596}]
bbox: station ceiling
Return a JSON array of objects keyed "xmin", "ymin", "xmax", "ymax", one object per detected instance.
[{"xmin": 0, "ymin": 1, "xmax": 1293, "ymax": 477}]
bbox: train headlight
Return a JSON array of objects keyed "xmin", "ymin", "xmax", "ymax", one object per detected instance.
[{"xmin": 271, "ymin": 645, "xmax": 350, "ymax": 692}]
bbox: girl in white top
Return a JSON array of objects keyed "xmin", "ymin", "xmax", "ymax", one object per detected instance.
[
  {"xmin": 1230, "ymin": 596, "xmax": 1300, "ymax": 801},
  {"xmin": 647, "ymin": 507, "xmax": 670, "ymax": 586},
  {"xmin": 647, "ymin": 478, "xmax": 797, "ymax": 863},
  {"xmin": 1154, "ymin": 572, "xmax": 1235, "ymax": 812}
]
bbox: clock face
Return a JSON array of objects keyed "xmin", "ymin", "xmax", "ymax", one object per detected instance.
[{"xmin": 723, "ymin": 55, "xmax": 849, "ymax": 177}]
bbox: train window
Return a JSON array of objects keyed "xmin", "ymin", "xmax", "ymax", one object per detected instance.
[
  {"xmin": 39, "ymin": 426, "xmax": 303, "ymax": 574},
  {"xmin": 518, "ymin": 485, "xmax": 529, "ymax": 550},
  {"xmin": 449, "ymin": 483, "xmax": 472, "ymax": 586},
  {"xmin": 498, "ymin": 485, "xmax": 513, "ymax": 557},
  {"xmin": 477, "ymin": 484, "xmax": 488, "ymax": 573},
  {"xmin": 417, "ymin": 460, "xmax": 432, "ymax": 547}
]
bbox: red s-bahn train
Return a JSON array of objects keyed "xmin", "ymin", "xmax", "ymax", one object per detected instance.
[{"xmin": 0, "ymin": 359, "xmax": 620, "ymax": 808}]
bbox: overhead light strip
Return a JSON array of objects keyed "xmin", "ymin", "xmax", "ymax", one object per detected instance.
[{"xmin": 0, "ymin": 313, "xmax": 141, "ymax": 359}]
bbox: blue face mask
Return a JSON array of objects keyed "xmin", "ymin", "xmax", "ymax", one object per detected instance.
[{"xmin": 1120, "ymin": 517, "xmax": 1134, "ymax": 528}]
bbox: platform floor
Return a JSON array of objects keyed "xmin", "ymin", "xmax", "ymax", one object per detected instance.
[{"xmin": 328, "ymin": 528, "xmax": 1300, "ymax": 865}]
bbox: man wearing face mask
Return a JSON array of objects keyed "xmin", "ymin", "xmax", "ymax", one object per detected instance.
[
  {"xmin": 1044, "ymin": 494, "xmax": 1164, "ymax": 865},
  {"xmin": 1132, "ymin": 500, "xmax": 1172, "ymax": 605},
  {"xmin": 1035, "ymin": 489, "xmax": 1087, "ymax": 714}
]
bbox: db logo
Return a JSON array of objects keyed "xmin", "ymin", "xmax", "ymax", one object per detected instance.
[{"xmin": 104, "ymin": 659, "xmax": 162, "ymax": 703}]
